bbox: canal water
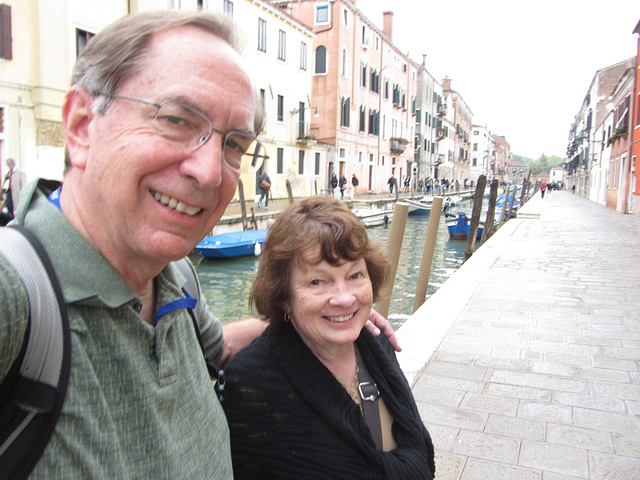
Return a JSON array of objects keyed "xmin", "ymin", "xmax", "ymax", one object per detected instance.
[{"xmin": 195, "ymin": 202, "xmax": 475, "ymax": 329}]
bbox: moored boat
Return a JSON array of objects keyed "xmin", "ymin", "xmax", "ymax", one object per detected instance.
[
  {"xmin": 351, "ymin": 207, "xmax": 393, "ymax": 227},
  {"xmin": 445, "ymin": 212, "xmax": 483, "ymax": 240},
  {"xmin": 196, "ymin": 229, "xmax": 268, "ymax": 258}
]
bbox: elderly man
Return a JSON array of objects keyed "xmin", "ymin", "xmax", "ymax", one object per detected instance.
[
  {"xmin": 0, "ymin": 11, "xmax": 396, "ymax": 478},
  {"xmin": 2, "ymin": 157, "xmax": 26, "ymax": 216}
]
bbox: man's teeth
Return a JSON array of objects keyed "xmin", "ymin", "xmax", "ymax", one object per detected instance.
[
  {"xmin": 153, "ymin": 191, "xmax": 201, "ymax": 216},
  {"xmin": 327, "ymin": 314, "xmax": 354, "ymax": 323}
]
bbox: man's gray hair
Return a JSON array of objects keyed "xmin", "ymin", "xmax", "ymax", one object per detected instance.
[{"xmin": 71, "ymin": 10, "xmax": 243, "ymax": 114}]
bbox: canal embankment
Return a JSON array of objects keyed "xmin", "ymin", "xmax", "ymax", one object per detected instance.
[{"xmin": 399, "ymin": 190, "xmax": 640, "ymax": 479}]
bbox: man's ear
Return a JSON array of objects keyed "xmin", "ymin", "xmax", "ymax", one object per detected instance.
[{"xmin": 62, "ymin": 88, "xmax": 94, "ymax": 169}]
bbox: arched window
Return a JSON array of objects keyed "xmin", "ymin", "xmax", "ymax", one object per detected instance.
[{"xmin": 315, "ymin": 46, "xmax": 327, "ymax": 74}]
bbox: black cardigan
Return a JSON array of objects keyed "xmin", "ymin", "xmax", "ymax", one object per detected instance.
[{"xmin": 222, "ymin": 323, "xmax": 435, "ymax": 479}]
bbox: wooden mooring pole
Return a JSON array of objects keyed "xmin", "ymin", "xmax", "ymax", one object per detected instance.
[
  {"xmin": 480, "ymin": 179, "xmax": 499, "ymax": 245},
  {"xmin": 463, "ymin": 175, "xmax": 486, "ymax": 263},
  {"xmin": 375, "ymin": 202, "xmax": 409, "ymax": 319},
  {"xmin": 412, "ymin": 196, "xmax": 444, "ymax": 313},
  {"xmin": 237, "ymin": 178, "xmax": 249, "ymax": 231}
]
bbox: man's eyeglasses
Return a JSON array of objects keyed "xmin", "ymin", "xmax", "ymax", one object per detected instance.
[{"xmin": 95, "ymin": 92, "xmax": 268, "ymax": 174}]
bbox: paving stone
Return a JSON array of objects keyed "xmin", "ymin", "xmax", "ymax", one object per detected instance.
[
  {"xmin": 416, "ymin": 402, "xmax": 488, "ymax": 431},
  {"xmin": 519, "ymin": 441, "xmax": 588, "ymax": 477},
  {"xmin": 552, "ymin": 392, "xmax": 626, "ymax": 413},
  {"xmin": 588, "ymin": 451, "xmax": 640, "ymax": 480},
  {"xmin": 573, "ymin": 407, "xmax": 640, "ymax": 436},
  {"xmin": 425, "ymin": 360, "xmax": 488, "ymax": 382},
  {"xmin": 411, "ymin": 384, "xmax": 465, "ymax": 407},
  {"xmin": 452, "ymin": 430, "xmax": 520, "ymax": 464},
  {"xmin": 414, "ymin": 373, "xmax": 485, "ymax": 393},
  {"xmin": 614, "ymin": 435, "xmax": 640, "ymax": 457},
  {"xmin": 423, "ymin": 422, "xmax": 460, "ymax": 451},
  {"xmin": 518, "ymin": 401, "xmax": 573, "ymax": 425},
  {"xmin": 460, "ymin": 392, "xmax": 519, "ymax": 416},
  {"xmin": 461, "ymin": 458, "xmax": 540, "ymax": 480},
  {"xmin": 484, "ymin": 383, "xmax": 551, "ymax": 402},
  {"xmin": 485, "ymin": 414, "xmax": 545, "ymax": 441},
  {"xmin": 432, "ymin": 451, "xmax": 466, "ymax": 480},
  {"xmin": 489, "ymin": 370, "xmax": 586, "ymax": 393},
  {"xmin": 546, "ymin": 424, "xmax": 614, "ymax": 453}
]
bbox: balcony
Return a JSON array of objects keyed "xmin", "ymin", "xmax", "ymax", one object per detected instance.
[
  {"xmin": 436, "ymin": 128, "xmax": 446, "ymax": 141},
  {"xmin": 390, "ymin": 137, "xmax": 409, "ymax": 154},
  {"xmin": 437, "ymin": 103, "xmax": 447, "ymax": 116}
]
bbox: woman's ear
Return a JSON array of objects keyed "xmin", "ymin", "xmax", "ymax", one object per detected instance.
[{"xmin": 62, "ymin": 88, "xmax": 94, "ymax": 170}]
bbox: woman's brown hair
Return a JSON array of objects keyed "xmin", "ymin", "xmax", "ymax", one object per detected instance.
[{"xmin": 250, "ymin": 196, "xmax": 389, "ymax": 324}]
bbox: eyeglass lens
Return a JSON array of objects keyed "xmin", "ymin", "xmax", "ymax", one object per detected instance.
[{"xmin": 153, "ymin": 101, "xmax": 264, "ymax": 173}]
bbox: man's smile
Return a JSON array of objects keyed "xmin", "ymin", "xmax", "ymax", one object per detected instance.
[{"xmin": 151, "ymin": 189, "xmax": 202, "ymax": 216}]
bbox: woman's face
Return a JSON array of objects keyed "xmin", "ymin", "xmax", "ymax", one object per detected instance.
[{"xmin": 286, "ymin": 247, "xmax": 373, "ymax": 355}]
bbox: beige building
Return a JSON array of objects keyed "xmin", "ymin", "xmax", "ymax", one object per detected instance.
[
  {"xmin": 442, "ymin": 76, "xmax": 472, "ymax": 185},
  {"xmin": 0, "ymin": 1, "xmax": 128, "ymax": 184},
  {"xmin": 0, "ymin": 0, "xmax": 327, "ymax": 202}
]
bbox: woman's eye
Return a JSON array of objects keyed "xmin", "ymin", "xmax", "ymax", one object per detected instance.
[{"xmin": 309, "ymin": 279, "xmax": 322, "ymax": 286}]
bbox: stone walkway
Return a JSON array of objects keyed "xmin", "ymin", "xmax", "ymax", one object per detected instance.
[{"xmin": 396, "ymin": 191, "xmax": 640, "ymax": 479}]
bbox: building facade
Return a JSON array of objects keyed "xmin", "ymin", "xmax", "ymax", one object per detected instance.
[
  {"xmin": 0, "ymin": 1, "xmax": 128, "ymax": 184},
  {"xmin": 271, "ymin": 1, "xmax": 416, "ymax": 193},
  {"xmin": 471, "ymin": 123, "xmax": 493, "ymax": 183}
]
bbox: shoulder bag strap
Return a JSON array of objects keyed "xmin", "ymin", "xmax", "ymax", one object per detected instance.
[{"xmin": 355, "ymin": 346, "xmax": 383, "ymax": 450}]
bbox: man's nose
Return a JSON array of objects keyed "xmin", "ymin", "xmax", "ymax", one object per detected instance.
[{"xmin": 183, "ymin": 134, "xmax": 224, "ymax": 188}]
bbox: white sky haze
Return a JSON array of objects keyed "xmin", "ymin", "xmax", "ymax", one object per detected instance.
[{"xmin": 357, "ymin": 0, "xmax": 639, "ymax": 159}]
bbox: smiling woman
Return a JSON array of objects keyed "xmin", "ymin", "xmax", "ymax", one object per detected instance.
[{"xmin": 222, "ymin": 196, "xmax": 436, "ymax": 479}]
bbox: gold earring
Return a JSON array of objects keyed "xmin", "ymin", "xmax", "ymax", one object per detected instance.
[{"xmin": 284, "ymin": 312, "xmax": 291, "ymax": 323}]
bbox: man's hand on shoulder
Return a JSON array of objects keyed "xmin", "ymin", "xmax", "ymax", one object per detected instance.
[{"xmin": 364, "ymin": 309, "xmax": 401, "ymax": 352}]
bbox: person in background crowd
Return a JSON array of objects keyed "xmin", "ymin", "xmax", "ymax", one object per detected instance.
[
  {"xmin": 258, "ymin": 170, "xmax": 271, "ymax": 210},
  {"xmin": 2, "ymin": 157, "xmax": 26, "ymax": 217},
  {"xmin": 339, "ymin": 173, "xmax": 347, "ymax": 198}
]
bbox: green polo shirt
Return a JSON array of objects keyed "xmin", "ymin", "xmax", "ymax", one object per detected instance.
[{"xmin": 0, "ymin": 181, "xmax": 232, "ymax": 479}]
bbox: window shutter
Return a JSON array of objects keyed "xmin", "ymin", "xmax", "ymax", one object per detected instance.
[{"xmin": 0, "ymin": 4, "xmax": 12, "ymax": 60}]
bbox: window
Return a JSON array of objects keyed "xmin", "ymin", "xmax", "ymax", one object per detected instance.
[
  {"xmin": 277, "ymin": 148, "xmax": 284, "ymax": 174},
  {"xmin": 278, "ymin": 30, "xmax": 286, "ymax": 61},
  {"xmin": 316, "ymin": 4, "xmax": 329, "ymax": 24},
  {"xmin": 223, "ymin": 0, "xmax": 233, "ymax": 16},
  {"xmin": 369, "ymin": 69, "xmax": 379, "ymax": 94},
  {"xmin": 342, "ymin": 49, "xmax": 347, "ymax": 77},
  {"xmin": 360, "ymin": 63, "xmax": 367, "ymax": 88},
  {"xmin": 315, "ymin": 46, "xmax": 327, "ymax": 74},
  {"xmin": 298, "ymin": 150, "xmax": 305, "ymax": 174},
  {"xmin": 473, "ymin": 143, "xmax": 478, "ymax": 151},
  {"xmin": 277, "ymin": 95, "xmax": 284, "ymax": 122},
  {"xmin": 384, "ymin": 79, "xmax": 389, "ymax": 100},
  {"xmin": 340, "ymin": 97, "xmax": 350, "ymax": 127},
  {"xmin": 258, "ymin": 18, "xmax": 267, "ymax": 52},
  {"xmin": 359, "ymin": 105, "xmax": 366, "ymax": 132},
  {"xmin": 76, "ymin": 28, "xmax": 94, "ymax": 57},
  {"xmin": 315, "ymin": 152, "xmax": 321, "ymax": 175},
  {"xmin": 343, "ymin": 8, "xmax": 349, "ymax": 26},
  {"xmin": 300, "ymin": 41, "xmax": 307, "ymax": 70},
  {"xmin": 368, "ymin": 109, "xmax": 379, "ymax": 136},
  {"xmin": 361, "ymin": 26, "xmax": 367, "ymax": 45}
]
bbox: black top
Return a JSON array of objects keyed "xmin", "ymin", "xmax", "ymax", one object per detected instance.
[{"xmin": 222, "ymin": 323, "xmax": 435, "ymax": 479}]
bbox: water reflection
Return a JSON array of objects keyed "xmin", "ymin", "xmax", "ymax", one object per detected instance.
[{"xmin": 195, "ymin": 204, "xmax": 476, "ymax": 328}]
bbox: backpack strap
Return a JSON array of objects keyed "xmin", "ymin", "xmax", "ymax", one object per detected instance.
[
  {"xmin": 174, "ymin": 258, "xmax": 220, "ymax": 382},
  {"xmin": 0, "ymin": 225, "xmax": 71, "ymax": 480}
]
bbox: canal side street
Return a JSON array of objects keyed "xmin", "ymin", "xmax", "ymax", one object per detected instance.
[
  {"xmin": 398, "ymin": 191, "xmax": 640, "ymax": 480},
  {"xmin": 219, "ymin": 189, "xmax": 640, "ymax": 479}
]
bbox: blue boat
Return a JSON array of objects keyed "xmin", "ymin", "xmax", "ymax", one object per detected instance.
[
  {"xmin": 195, "ymin": 229, "xmax": 268, "ymax": 258},
  {"xmin": 445, "ymin": 212, "xmax": 483, "ymax": 240}
]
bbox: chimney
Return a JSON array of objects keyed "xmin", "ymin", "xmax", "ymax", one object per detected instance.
[
  {"xmin": 442, "ymin": 76, "xmax": 451, "ymax": 92},
  {"xmin": 383, "ymin": 11, "xmax": 393, "ymax": 41}
]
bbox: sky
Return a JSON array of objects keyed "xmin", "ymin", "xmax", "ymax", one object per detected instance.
[{"xmin": 357, "ymin": 0, "xmax": 639, "ymax": 160}]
